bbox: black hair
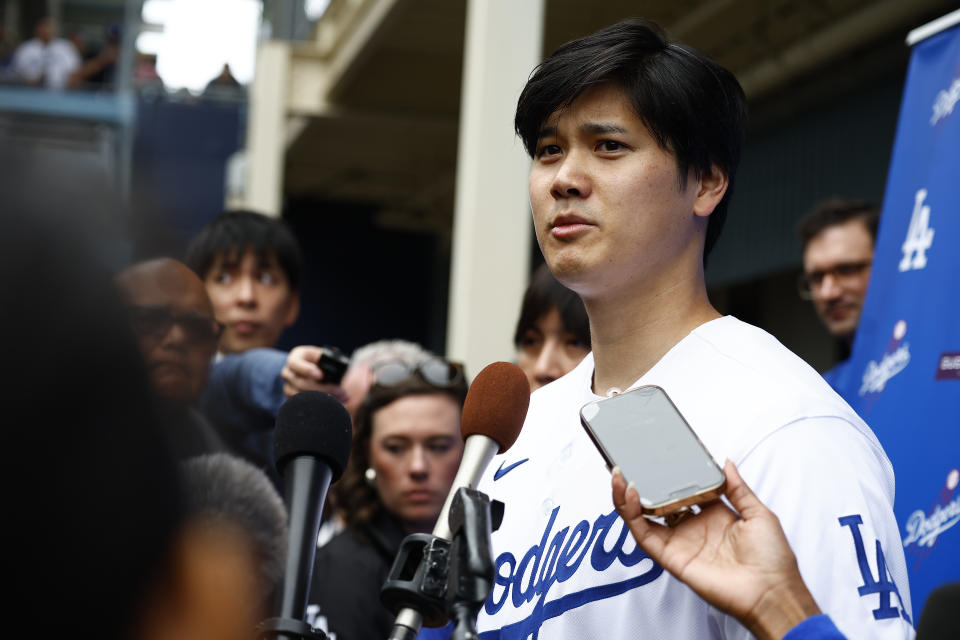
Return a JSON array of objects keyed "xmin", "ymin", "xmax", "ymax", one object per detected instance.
[
  {"xmin": 184, "ymin": 210, "xmax": 303, "ymax": 290},
  {"xmin": 334, "ymin": 374, "xmax": 468, "ymax": 528},
  {"xmin": 514, "ymin": 263, "xmax": 590, "ymax": 348},
  {"xmin": 796, "ymin": 197, "xmax": 880, "ymax": 248},
  {"xmin": 515, "ymin": 18, "xmax": 747, "ymax": 261},
  {"xmin": 3, "ymin": 192, "xmax": 184, "ymax": 639}
]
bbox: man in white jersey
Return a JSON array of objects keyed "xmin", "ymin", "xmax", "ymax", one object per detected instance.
[{"xmin": 475, "ymin": 19, "xmax": 912, "ymax": 640}]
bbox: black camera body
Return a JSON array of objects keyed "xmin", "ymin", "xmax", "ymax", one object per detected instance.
[{"xmin": 316, "ymin": 346, "xmax": 350, "ymax": 384}]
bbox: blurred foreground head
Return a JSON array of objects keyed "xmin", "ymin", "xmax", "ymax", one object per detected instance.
[
  {"xmin": 3, "ymin": 180, "xmax": 179, "ymax": 636},
  {"xmin": 3, "ymin": 181, "xmax": 261, "ymax": 639},
  {"xmin": 181, "ymin": 453, "xmax": 289, "ymax": 611}
]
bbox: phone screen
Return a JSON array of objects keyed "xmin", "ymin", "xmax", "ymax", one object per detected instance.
[{"xmin": 580, "ymin": 385, "xmax": 723, "ymax": 511}]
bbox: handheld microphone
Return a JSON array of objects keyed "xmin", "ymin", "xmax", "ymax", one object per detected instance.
[
  {"xmin": 262, "ymin": 391, "xmax": 352, "ymax": 640},
  {"xmin": 387, "ymin": 361, "xmax": 530, "ymax": 640}
]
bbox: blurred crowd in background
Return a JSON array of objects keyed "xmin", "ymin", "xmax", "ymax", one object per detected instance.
[
  {"xmin": 0, "ymin": 15, "xmax": 122, "ymax": 89},
  {"xmin": 0, "ymin": 12, "xmax": 243, "ymax": 95}
]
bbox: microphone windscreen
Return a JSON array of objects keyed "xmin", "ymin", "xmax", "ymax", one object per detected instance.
[
  {"xmin": 460, "ymin": 361, "xmax": 529, "ymax": 453},
  {"xmin": 273, "ymin": 391, "xmax": 352, "ymax": 481},
  {"xmin": 916, "ymin": 582, "xmax": 960, "ymax": 638}
]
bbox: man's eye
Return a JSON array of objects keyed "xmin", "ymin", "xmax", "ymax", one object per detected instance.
[
  {"xmin": 597, "ymin": 140, "xmax": 624, "ymax": 152},
  {"xmin": 536, "ymin": 144, "xmax": 561, "ymax": 159},
  {"xmin": 518, "ymin": 332, "xmax": 542, "ymax": 349},
  {"xmin": 835, "ymin": 263, "xmax": 868, "ymax": 277}
]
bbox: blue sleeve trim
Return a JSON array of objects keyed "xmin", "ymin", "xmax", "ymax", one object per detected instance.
[
  {"xmin": 416, "ymin": 622, "xmax": 453, "ymax": 640},
  {"xmin": 782, "ymin": 614, "xmax": 847, "ymax": 640}
]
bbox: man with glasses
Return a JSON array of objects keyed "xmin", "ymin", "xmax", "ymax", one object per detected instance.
[
  {"xmin": 115, "ymin": 258, "xmax": 225, "ymax": 458},
  {"xmin": 796, "ymin": 197, "xmax": 879, "ymax": 387}
]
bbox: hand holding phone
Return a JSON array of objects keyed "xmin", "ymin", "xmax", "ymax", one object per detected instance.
[
  {"xmin": 282, "ymin": 346, "xmax": 350, "ymax": 401},
  {"xmin": 316, "ymin": 345, "xmax": 349, "ymax": 385},
  {"xmin": 580, "ymin": 385, "xmax": 724, "ymax": 520}
]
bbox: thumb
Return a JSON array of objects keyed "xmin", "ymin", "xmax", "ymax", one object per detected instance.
[{"xmin": 721, "ymin": 460, "xmax": 767, "ymax": 520}]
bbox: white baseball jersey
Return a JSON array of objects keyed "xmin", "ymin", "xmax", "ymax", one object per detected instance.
[{"xmin": 476, "ymin": 317, "xmax": 913, "ymax": 640}]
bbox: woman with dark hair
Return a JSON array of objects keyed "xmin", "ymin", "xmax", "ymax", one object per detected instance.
[
  {"xmin": 307, "ymin": 358, "xmax": 468, "ymax": 640},
  {"xmin": 514, "ymin": 263, "xmax": 592, "ymax": 391}
]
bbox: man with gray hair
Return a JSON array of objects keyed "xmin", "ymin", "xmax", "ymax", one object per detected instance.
[
  {"xmin": 279, "ymin": 339, "xmax": 431, "ymax": 418},
  {"xmin": 337, "ymin": 339, "xmax": 432, "ymax": 419},
  {"xmin": 200, "ymin": 336, "xmax": 431, "ymax": 490}
]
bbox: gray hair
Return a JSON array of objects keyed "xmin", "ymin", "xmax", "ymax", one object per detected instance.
[
  {"xmin": 349, "ymin": 339, "xmax": 432, "ymax": 369},
  {"xmin": 180, "ymin": 453, "xmax": 288, "ymax": 601}
]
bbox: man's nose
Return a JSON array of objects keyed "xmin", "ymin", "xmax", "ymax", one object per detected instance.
[
  {"xmin": 533, "ymin": 338, "xmax": 565, "ymax": 385},
  {"xmin": 551, "ymin": 152, "xmax": 591, "ymax": 199},
  {"xmin": 235, "ymin": 276, "xmax": 256, "ymax": 306},
  {"xmin": 816, "ymin": 273, "xmax": 844, "ymax": 301},
  {"xmin": 158, "ymin": 321, "xmax": 188, "ymax": 350}
]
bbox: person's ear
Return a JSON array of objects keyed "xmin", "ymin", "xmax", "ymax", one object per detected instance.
[
  {"xmin": 136, "ymin": 520, "xmax": 261, "ymax": 640},
  {"xmin": 284, "ymin": 291, "xmax": 300, "ymax": 328},
  {"xmin": 693, "ymin": 164, "xmax": 729, "ymax": 218}
]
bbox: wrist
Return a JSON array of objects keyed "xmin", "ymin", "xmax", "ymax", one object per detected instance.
[{"xmin": 746, "ymin": 576, "xmax": 821, "ymax": 640}]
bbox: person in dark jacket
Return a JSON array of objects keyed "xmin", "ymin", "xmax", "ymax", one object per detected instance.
[{"xmin": 307, "ymin": 358, "xmax": 468, "ymax": 640}]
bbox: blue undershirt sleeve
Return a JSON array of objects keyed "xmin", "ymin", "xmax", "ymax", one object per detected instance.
[
  {"xmin": 199, "ymin": 348, "xmax": 288, "ymax": 433},
  {"xmin": 782, "ymin": 614, "xmax": 848, "ymax": 640}
]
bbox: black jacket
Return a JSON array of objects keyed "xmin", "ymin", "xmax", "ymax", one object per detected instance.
[{"xmin": 308, "ymin": 511, "xmax": 406, "ymax": 640}]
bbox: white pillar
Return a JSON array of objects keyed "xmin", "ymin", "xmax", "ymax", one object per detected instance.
[
  {"xmin": 243, "ymin": 41, "xmax": 290, "ymax": 217},
  {"xmin": 446, "ymin": 0, "xmax": 545, "ymax": 378}
]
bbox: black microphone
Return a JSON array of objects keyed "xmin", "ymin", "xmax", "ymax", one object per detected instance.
[
  {"xmin": 386, "ymin": 362, "xmax": 530, "ymax": 640},
  {"xmin": 916, "ymin": 582, "xmax": 960, "ymax": 639},
  {"xmin": 261, "ymin": 391, "xmax": 352, "ymax": 640}
]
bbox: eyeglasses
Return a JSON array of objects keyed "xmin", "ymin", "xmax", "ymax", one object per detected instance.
[
  {"xmin": 797, "ymin": 260, "xmax": 872, "ymax": 300},
  {"xmin": 372, "ymin": 357, "xmax": 466, "ymax": 389},
  {"xmin": 127, "ymin": 305, "xmax": 224, "ymax": 345}
]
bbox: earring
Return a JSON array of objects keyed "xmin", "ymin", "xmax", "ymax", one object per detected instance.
[{"xmin": 364, "ymin": 467, "xmax": 377, "ymax": 486}]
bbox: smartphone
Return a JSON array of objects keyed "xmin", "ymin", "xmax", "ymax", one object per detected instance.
[
  {"xmin": 317, "ymin": 345, "xmax": 350, "ymax": 385},
  {"xmin": 580, "ymin": 385, "xmax": 725, "ymax": 518}
]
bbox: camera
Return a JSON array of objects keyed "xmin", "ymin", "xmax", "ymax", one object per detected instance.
[{"xmin": 317, "ymin": 346, "xmax": 350, "ymax": 385}]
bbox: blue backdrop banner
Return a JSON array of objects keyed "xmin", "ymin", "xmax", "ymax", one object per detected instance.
[{"xmin": 828, "ymin": 20, "xmax": 960, "ymax": 619}]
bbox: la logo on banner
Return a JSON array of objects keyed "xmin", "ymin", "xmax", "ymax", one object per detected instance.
[{"xmin": 899, "ymin": 188, "xmax": 934, "ymax": 272}]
